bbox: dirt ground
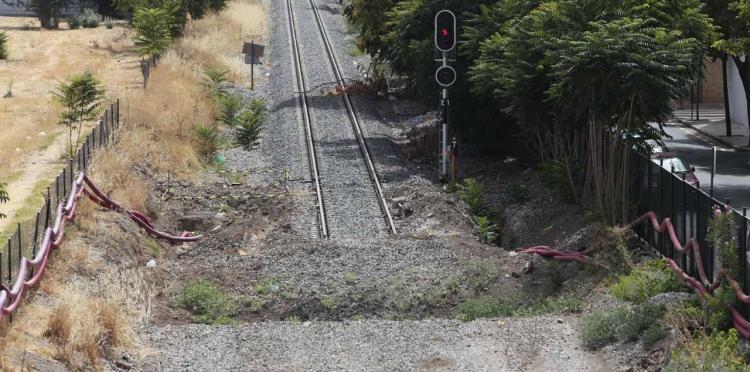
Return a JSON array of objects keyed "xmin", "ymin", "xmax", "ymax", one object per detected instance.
[{"xmin": 0, "ymin": 17, "xmax": 142, "ymax": 234}]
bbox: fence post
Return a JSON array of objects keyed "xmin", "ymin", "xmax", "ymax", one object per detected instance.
[
  {"xmin": 16, "ymin": 223, "xmax": 21, "ymax": 271},
  {"xmin": 682, "ymin": 173, "xmax": 687, "ymax": 270},
  {"xmin": 117, "ymin": 99, "xmax": 120, "ymax": 128},
  {"xmin": 62, "ymin": 168, "xmax": 67, "ymax": 200},
  {"xmin": 7, "ymin": 238, "xmax": 11, "ymax": 284},
  {"xmin": 45, "ymin": 188, "xmax": 52, "ymax": 233}
]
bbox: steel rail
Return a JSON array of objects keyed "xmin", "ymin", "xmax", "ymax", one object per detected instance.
[
  {"xmin": 306, "ymin": 0, "xmax": 398, "ymax": 234},
  {"xmin": 286, "ymin": 0, "xmax": 329, "ymax": 238}
]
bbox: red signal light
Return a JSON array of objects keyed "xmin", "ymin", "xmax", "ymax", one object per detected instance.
[
  {"xmin": 441, "ymin": 28, "xmax": 449, "ymax": 37},
  {"xmin": 435, "ymin": 10, "xmax": 456, "ymax": 52}
]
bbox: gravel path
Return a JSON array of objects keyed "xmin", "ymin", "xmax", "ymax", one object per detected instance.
[{"xmin": 138, "ymin": 317, "xmax": 607, "ymax": 371}]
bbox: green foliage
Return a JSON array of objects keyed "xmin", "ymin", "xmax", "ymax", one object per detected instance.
[
  {"xmin": 26, "ymin": 0, "xmax": 65, "ymax": 29},
  {"xmin": 459, "ymin": 178, "xmax": 485, "ymax": 215},
  {"xmin": 611, "ymin": 259, "xmax": 683, "ymax": 303},
  {"xmin": 105, "ymin": 20, "xmax": 113, "ymax": 29},
  {"xmin": 77, "ymin": 8, "xmax": 101, "ymax": 28},
  {"xmin": 194, "ymin": 124, "xmax": 220, "ymax": 159},
  {"xmin": 0, "ymin": 32, "xmax": 8, "ymax": 60},
  {"xmin": 475, "ymin": 216, "xmax": 497, "ymax": 244},
  {"xmin": 708, "ymin": 207, "xmax": 741, "ymax": 278},
  {"xmin": 465, "ymin": 260, "xmax": 500, "ymax": 294},
  {"xmin": 216, "ymin": 94, "xmax": 243, "ymax": 127},
  {"xmin": 234, "ymin": 111, "xmax": 264, "ymax": 150},
  {"xmin": 668, "ymin": 329, "xmax": 750, "ymax": 372},
  {"xmin": 202, "ymin": 65, "xmax": 230, "ymax": 97},
  {"xmin": 458, "ymin": 294, "xmax": 582, "ymax": 321},
  {"xmin": 538, "ymin": 161, "xmax": 575, "ymax": 202},
  {"xmin": 641, "ymin": 323, "xmax": 670, "ymax": 348},
  {"xmin": 233, "ymin": 99, "xmax": 267, "ymax": 150},
  {"xmin": 176, "ymin": 280, "xmax": 238, "ymax": 325},
  {"xmin": 54, "ymin": 72, "xmax": 106, "ymax": 158},
  {"xmin": 132, "ymin": 7, "xmax": 172, "ymax": 56},
  {"xmin": 508, "ymin": 182, "xmax": 530, "ymax": 203},
  {"xmin": 581, "ymin": 304, "xmax": 665, "ymax": 350},
  {"xmin": 68, "ymin": 17, "xmax": 81, "ymax": 29},
  {"xmin": 0, "ymin": 182, "xmax": 8, "ymax": 219}
]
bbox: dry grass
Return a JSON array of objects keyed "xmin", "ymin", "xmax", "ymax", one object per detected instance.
[
  {"xmin": 0, "ymin": 17, "xmax": 141, "ymax": 235},
  {"xmin": 0, "ymin": 1, "xmax": 266, "ymax": 368},
  {"xmin": 175, "ymin": 0, "xmax": 267, "ymax": 82}
]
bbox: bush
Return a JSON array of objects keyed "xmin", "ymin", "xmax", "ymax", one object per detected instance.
[
  {"xmin": 217, "ymin": 94, "xmax": 243, "ymax": 127},
  {"xmin": 69, "ymin": 17, "xmax": 81, "ymax": 29},
  {"xmin": 509, "ymin": 182, "xmax": 531, "ymax": 203},
  {"xmin": 459, "ymin": 178, "xmax": 485, "ymax": 214},
  {"xmin": 475, "ymin": 216, "xmax": 497, "ymax": 244},
  {"xmin": 234, "ymin": 111, "xmax": 264, "ymax": 150},
  {"xmin": 195, "ymin": 124, "xmax": 221, "ymax": 159},
  {"xmin": 581, "ymin": 304, "xmax": 665, "ymax": 350},
  {"xmin": 176, "ymin": 280, "xmax": 237, "ymax": 325},
  {"xmin": 0, "ymin": 32, "xmax": 7, "ymax": 60},
  {"xmin": 105, "ymin": 20, "xmax": 113, "ymax": 29},
  {"xmin": 538, "ymin": 161, "xmax": 575, "ymax": 202},
  {"xmin": 202, "ymin": 65, "xmax": 230, "ymax": 97},
  {"xmin": 669, "ymin": 330, "xmax": 750, "ymax": 371},
  {"xmin": 458, "ymin": 294, "xmax": 582, "ymax": 321},
  {"xmin": 78, "ymin": 8, "xmax": 101, "ymax": 28},
  {"xmin": 611, "ymin": 259, "xmax": 683, "ymax": 303}
]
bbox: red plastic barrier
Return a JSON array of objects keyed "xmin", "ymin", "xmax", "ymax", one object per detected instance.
[
  {"xmin": 518, "ymin": 210, "xmax": 750, "ymax": 338},
  {"xmin": 0, "ymin": 172, "xmax": 202, "ymax": 322}
]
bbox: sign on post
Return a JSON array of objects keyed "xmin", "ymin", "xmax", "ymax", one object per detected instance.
[{"xmin": 242, "ymin": 41, "xmax": 265, "ymax": 90}]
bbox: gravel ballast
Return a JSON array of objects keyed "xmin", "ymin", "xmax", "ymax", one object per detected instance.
[{"xmin": 138, "ymin": 317, "xmax": 606, "ymax": 371}]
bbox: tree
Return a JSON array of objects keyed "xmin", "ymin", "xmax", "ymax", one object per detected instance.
[
  {"xmin": 0, "ymin": 32, "xmax": 7, "ymax": 60},
  {"xmin": 26, "ymin": 0, "xmax": 65, "ymax": 29},
  {"xmin": 0, "ymin": 183, "xmax": 8, "ymax": 220},
  {"xmin": 132, "ymin": 7, "xmax": 172, "ymax": 56},
  {"xmin": 469, "ymin": 0, "xmax": 711, "ymax": 223},
  {"xmin": 54, "ymin": 72, "xmax": 107, "ymax": 159},
  {"xmin": 712, "ymin": 0, "xmax": 750, "ymax": 145},
  {"xmin": 344, "ymin": 0, "xmax": 396, "ymax": 56}
]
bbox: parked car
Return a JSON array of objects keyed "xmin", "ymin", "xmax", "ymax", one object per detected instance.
[{"xmin": 651, "ymin": 151, "xmax": 699, "ymax": 187}]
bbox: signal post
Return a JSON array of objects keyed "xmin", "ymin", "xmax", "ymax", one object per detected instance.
[{"xmin": 434, "ymin": 10, "xmax": 457, "ymax": 181}]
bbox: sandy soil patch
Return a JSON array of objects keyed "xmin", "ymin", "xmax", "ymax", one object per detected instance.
[{"xmin": 0, "ymin": 17, "xmax": 141, "ymax": 234}]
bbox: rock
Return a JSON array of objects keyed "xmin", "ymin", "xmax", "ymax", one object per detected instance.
[
  {"xmin": 177, "ymin": 213, "xmax": 215, "ymax": 231},
  {"xmin": 146, "ymin": 259, "xmax": 157, "ymax": 268},
  {"xmin": 648, "ymin": 292, "xmax": 693, "ymax": 308}
]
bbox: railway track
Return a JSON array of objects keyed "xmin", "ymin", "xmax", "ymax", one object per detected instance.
[{"xmin": 285, "ymin": 0, "xmax": 397, "ymax": 238}]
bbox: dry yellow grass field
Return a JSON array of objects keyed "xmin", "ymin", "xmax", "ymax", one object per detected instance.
[
  {"xmin": 0, "ymin": 17, "xmax": 142, "ymax": 234},
  {"xmin": 0, "ymin": 1, "xmax": 267, "ymax": 368}
]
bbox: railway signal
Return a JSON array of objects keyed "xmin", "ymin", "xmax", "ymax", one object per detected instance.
[
  {"xmin": 435, "ymin": 10, "xmax": 457, "ymax": 181},
  {"xmin": 434, "ymin": 10, "xmax": 457, "ymax": 52}
]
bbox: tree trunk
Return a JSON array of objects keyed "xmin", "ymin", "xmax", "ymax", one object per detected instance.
[
  {"xmin": 732, "ymin": 56, "xmax": 750, "ymax": 147},
  {"xmin": 722, "ymin": 54, "xmax": 732, "ymax": 137}
]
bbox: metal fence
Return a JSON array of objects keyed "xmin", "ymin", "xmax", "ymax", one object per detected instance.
[
  {"xmin": 632, "ymin": 151, "xmax": 750, "ymax": 311},
  {"xmin": 0, "ymin": 101, "xmax": 119, "ymax": 302}
]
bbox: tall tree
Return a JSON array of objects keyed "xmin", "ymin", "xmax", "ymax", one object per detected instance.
[
  {"xmin": 704, "ymin": 0, "xmax": 739, "ymax": 137},
  {"xmin": 54, "ymin": 72, "xmax": 107, "ymax": 159},
  {"xmin": 132, "ymin": 7, "xmax": 172, "ymax": 56},
  {"xmin": 26, "ymin": 0, "xmax": 65, "ymax": 29},
  {"xmin": 713, "ymin": 0, "xmax": 750, "ymax": 145}
]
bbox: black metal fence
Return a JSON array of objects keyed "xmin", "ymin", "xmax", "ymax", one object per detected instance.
[
  {"xmin": 632, "ymin": 151, "xmax": 750, "ymax": 309},
  {"xmin": 0, "ymin": 101, "xmax": 119, "ymax": 301}
]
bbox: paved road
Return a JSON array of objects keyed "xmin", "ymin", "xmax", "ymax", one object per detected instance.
[{"xmin": 660, "ymin": 122, "xmax": 750, "ymax": 210}]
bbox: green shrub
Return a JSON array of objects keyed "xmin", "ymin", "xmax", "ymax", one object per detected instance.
[
  {"xmin": 69, "ymin": 17, "xmax": 81, "ymax": 29},
  {"xmin": 458, "ymin": 294, "xmax": 582, "ymax": 321},
  {"xmin": 202, "ymin": 65, "xmax": 230, "ymax": 97},
  {"xmin": 641, "ymin": 324, "xmax": 669, "ymax": 348},
  {"xmin": 459, "ymin": 178, "xmax": 485, "ymax": 214},
  {"xmin": 475, "ymin": 216, "xmax": 497, "ymax": 244},
  {"xmin": 132, "ymin": 7, "xmax": 172, "ymax": 56},
  {"xmin": 195, "ymin": 124, "xmax": 221, "ymax": 159},
  {"xmin": 509, "ymin": 182, "xmax": 531, "ymax": 203},
  {"xmin": 0, "ymin": 32, "xmax": 8, "ymax": 60},
  {"xmin": 105, "ymin": 20, "xmax": 113, "ymax": 29},
  {"xmin": 611, "ymin": 259, "xmax": 683, "ymax": 303},
  {"xmin": 581, "ymin": 304, "xmax": 665, "ymax": 350},
  {"xmin": 538, "ymin": 161, "xmax": 575, "ymax": 202},
  {"xmin": 668, "ymin": 330, "xmax": 750, "ymax": 371},
  {"xmin": 217, "ymin": 93, "xmax": 243, "ymax": 127},
  {"xmin": 233, "ymin": 100, "xmax": 267, "ymax": 149},
  {"xmin": 176, "ymin": 280, "xmax": 238, "ymax": 325},
  {"xmin": 78, "ymin": 8, "xmax": 101, "ymax": 28}
]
